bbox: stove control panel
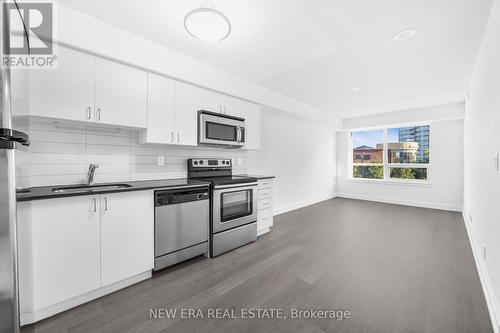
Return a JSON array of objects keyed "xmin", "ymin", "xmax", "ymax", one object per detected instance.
[{"xmin": 190, "ymin": 159, "xmax": 231, "ymax": 168}]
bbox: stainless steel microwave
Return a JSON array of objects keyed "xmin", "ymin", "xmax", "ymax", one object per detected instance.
[{"xmin": 198, "ymin": 110, "xmax": 245, "ymax": 148}]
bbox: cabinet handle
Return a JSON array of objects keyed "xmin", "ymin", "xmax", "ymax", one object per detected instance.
[
  {"xmin": 104, "ymin": 197, "xmax": 108, "ymax": 211},
  {"xmin": 96, "ymin": 108, "xmax": 101, "ymax": 121},
  {"xmin": 177, "ymin": 132, "xmax": 180, "ymax": 143},
  {"xmin": 86, "ymin": 107, "xmax": 92, "ymax": 120},
  {"xmin": 171, "ymin": 131, "xmax": 174, "ymax": 143},
  {"xmin": 92, "ymin": 197, "xmax": 97, "ymax": 212}
]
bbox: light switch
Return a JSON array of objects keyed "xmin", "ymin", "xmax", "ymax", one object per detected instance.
[{"xmin": 157, "ymin": 156, "xmax": 165, "ymax": 167}]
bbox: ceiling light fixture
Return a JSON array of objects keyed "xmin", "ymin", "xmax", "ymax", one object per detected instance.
[
  {"xmin": 184, "ymin": 7, "xmax": 231, "ymax": 42},
  {"xmin": 393, "ymin": 29, "xmax": 417, "ymax": 41},
  {"xmin": 351, "ymin": 87, "xmax": 361, "ymax": 92}
]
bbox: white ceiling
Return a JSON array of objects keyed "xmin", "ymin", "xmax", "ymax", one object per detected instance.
[{"xmin": 61, "ymin": 0, "xmax": 492, "ymax": 118}]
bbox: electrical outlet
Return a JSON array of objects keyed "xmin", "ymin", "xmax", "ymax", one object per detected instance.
[
  {"xmin": 483, "ymin": 245, "xmax": 487, "ymax": 261},
  {"xmin": 495, "ymin": 153, "xmax": 499, "ymax": 172},
  {"xmin": 468, "ymin": 212, "xmax": 472, "ymax": 224},
  {"xmin": 237, "ymin": 157, "xmax": 242, "ymax": 165},
  {"xmin": 157, "ymin": 156, "xmax": 165, "ymax": 167},
  {"xmin": 301, "ymin": 192, "xmax": 304, "ymax": 200},
  {"xmin": 231, "ymin": 158, "xmax": 235, "ymax": 165}
]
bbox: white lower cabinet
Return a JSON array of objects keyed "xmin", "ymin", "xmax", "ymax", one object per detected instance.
[
  {"xmin": 17, "ymin": 191, "xmax": 154, "ymax": 324},
  {"xmin": 17, "ymin": 196, "xmax": 101, "ymax": 316},
  {"xmin": 100, "ymin": 191, "xmax": 154, "ymax": 286},
  {"xmin": 256, "ymin": 178, "xmax": 274, "ymax": 235}
]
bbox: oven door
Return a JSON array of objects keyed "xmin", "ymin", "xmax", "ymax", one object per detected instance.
[
  {"xmin": 212, "ymin": 183, "xmax": 257, "ymax": 233},
  {"xmin": 199, "ymin": 111, "xmax": 245, "ymax": 147}
]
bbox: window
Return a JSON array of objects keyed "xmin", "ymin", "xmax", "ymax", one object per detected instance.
[{"xmin": 350, "ymin": 125, "xmax": 430, "ymax": 182}]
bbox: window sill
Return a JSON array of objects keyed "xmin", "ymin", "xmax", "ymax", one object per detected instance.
[{"xmin": 348, "ymin": 178, "xmax": 432, "ymax": 187}]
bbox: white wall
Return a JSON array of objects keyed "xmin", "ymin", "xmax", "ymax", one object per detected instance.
[
  {"xmin": 247, "ymin": 109, "xmax": 336, "ymax": 214},
  {"xmin": 336, "ymin": 114, "xmax": 464, "ymax": 211},
  {"xmin": 463, "ymin": 0, "xmax": 500, "ymax": 330}
]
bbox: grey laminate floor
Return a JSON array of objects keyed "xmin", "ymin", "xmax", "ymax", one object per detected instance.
[{"xmin": 22, "ymin": 198, "xmax": 492, "ymax": 333}]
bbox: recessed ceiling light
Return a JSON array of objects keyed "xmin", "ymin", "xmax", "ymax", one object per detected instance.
[
  {"xmin": 393, "ymin": 29, "xmax": 417, "ymax": 41},
  {"xmin": 184, "ymin": 7, "xmax": 231, "ymax": 42},
  {"xmin": 351, "ymin": 87, "xmax": 361, "ymax": 92}
]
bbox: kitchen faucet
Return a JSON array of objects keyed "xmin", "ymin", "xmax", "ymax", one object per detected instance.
[{"xmin": 87, "ymin": 164, "xmax": 99, "ymax": 185}]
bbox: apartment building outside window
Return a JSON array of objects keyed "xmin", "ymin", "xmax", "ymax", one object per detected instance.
[{"xmin": 350, "ymin": 125, "xmax": 430, "ymax": 182}]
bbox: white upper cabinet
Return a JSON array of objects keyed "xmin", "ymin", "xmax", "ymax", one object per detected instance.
[
  {"xmin": 94, "ymin": 58, "xmax": 147, "ymax": 128},
  {"xmin": 174, "ymin": 81, "xmax": 203, "ymax": 146},
  {"xmin": 221, "ymin": 95, "xmax": 262, "ymax": 150},
  {"xmin": 25, "ymin": 46, "xmax": 147, "ymax": 128},
  {"xmin": 140, "ymin": 73, "xmax": 176, "ymax": 144},
  {"xmin": 100, "ymin": 191, "xmax": 154, "ymax": 287},
  {"xmin": 242, "ymin": 102, "xmax": 261, "ymax": 150},
  {"xmin": 28, "ymin": 47, "xmax": 95, "ymax": 122}
]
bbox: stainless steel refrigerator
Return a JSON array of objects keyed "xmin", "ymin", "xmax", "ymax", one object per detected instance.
[{"xmin": 0, "ymin": 1, "xmax": 30, "ymax": 332}]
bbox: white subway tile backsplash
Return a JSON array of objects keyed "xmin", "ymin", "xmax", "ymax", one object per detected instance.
[{"xmin": 16, "ymin": 118, "xmax": 248, "ymax": 188}]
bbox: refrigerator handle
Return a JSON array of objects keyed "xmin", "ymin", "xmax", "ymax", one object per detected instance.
[{"xmin": 0, "ymin": 128, "xmax": 30, "ymax": 149}]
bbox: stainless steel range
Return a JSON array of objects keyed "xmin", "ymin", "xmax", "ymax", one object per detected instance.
[{"xmin": 187, "ymin": 159, "xmax": 257, "ymax": 257}]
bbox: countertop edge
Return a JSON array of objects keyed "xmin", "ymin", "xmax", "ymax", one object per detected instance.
[{"xmin": 16, "ymin": 181, "xmax": 211, "ymax": 202}]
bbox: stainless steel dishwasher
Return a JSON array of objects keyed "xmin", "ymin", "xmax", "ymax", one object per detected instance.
[{"xmin": 154, "ymin": 186, "xmax": 209, "ymax": 271}]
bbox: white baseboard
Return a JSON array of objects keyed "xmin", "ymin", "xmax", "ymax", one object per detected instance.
[
  {"xmin": 21, "ymin": 271, "xmax": 152, "ymax": 326},
  {"xmin": 461, "ymin": 212, "xmax": 500, "ymax": 333},
  {"xmin": 273, "ymin": 193, "xmax": 337, "ymax": 216},
  {"xmin": 336, "ymin": 192, "xmax": 462, "ymax": 212}
]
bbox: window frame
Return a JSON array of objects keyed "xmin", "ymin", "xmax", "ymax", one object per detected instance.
[{"xmin": 348, "ymin": 123, "xmax": 432, "ymax": 184}]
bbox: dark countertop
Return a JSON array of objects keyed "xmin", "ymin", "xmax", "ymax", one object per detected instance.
[
  {"xmin": 237, "ymin": 174, "xmax": 275, "ymax": 180},
  {"xmin": 16, "ymin": 178, "xmax": 211, "ymax": 202}
]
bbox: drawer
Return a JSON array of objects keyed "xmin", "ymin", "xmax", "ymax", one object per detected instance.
[
  {"xmin": 258, "ymin": 188, "xmax": 273, "ymax": 200},
  {"xmin": 258, "ymin": 178, "xmax": 274, "ymax": 189},
  {"xmin": 258, "ymin": 197, "xmax": 273, "ymax": 210},
  {"xmin": 258, "ymin": 207, "xmax": 273, "ymax": 230}
]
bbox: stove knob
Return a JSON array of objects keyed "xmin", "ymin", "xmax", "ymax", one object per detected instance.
[
  {"xmin": 197, "ymin": 193, "xmax": 204, "ymax": 200},
  {"xmin": 199, "ymin": 160, "xmax": 204, "ymax": 165},
  {"xmin": 194, "ymin": 161, "xmax": 198, "ymax": 165}
]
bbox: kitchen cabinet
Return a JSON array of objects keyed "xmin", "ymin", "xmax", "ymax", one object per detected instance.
[
  {"xmin": 140, "ymin": 73, "xmax": 176, "ymax": 144},
  {"xmin": 94, "ymin": 57, "xmax": 147, "ymax": 128},
  {"xmin": 100, "ymin": 191, "xmax": 154, "ymax": 286},
  {"xmin": 256, "ymin": 179, "xmax": 274, "ymax": 235},
  {"xmin": 17, "ymin": 196, "xmax": 101, "ymax": 315},
  {"xmin": 26, "ymin": 46, "xmax": 147, "ymax": 128},
  {"xmin": 140, "ymin": 78, "xmax": 198, "ymax": 146},
  {"xmin": 174, "ymin": 81, "xmax": 205, "ymax": 146},
  {"xmin": 17, "ymin": 191, "xmax": 154, "ymax": 324},
  {"xmin": 28, "ymin": 47, "xmax": 95, "ymax": 122},
  {"xmin": 219, "ymin": 94, "xmax": 261, "ymax": 150}
]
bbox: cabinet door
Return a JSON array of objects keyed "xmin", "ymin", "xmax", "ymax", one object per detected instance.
[
  {"xmin": 28, "ymin": 46, "xmax": 94, "ymax": 122},
  {"xmin": 174, "ymin": 81, "xmax": 202, "ymax": 146},
  {"xmin": 243, "ymin": 103, "xmax": 261, "ymax": 150},
  {"xmin": 100, "ymin": 191, "xmax": 154, "ymax": 286},
  {"xmin": 18, "ymin": 196, "xmax": 101, "ymax": 313},
  {"xmin": 95, "ymin": 58, "xmax": 147, "ymax": 128},
  {"xmin": 230, "ymin": 99, "xmax": 261, "ymax": 150},
  {"xmin": 141, "ymin": 73, "xmax": 176, "ymax": 144}
]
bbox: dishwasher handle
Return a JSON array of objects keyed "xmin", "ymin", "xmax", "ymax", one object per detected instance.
[{"xmin": 155, "ymin": 187, "xmax": 209, "ymax": 206}]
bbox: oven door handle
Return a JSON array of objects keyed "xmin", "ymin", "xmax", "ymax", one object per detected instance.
[{"xmin": 213, "ymin": 182, "xmax": 258, "ymax": 190}]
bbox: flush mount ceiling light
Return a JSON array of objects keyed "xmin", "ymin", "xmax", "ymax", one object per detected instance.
[
  {"xmin": 184, "ymin": 7, "xmax": 231, "ymax": 42},
  {"xmin": 351, "ymin": 87, "xmax": 361, "ymax": 92},
  {"xmin": 393, "ymin": 29, "xmax": 417, "ymax": 41}
]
